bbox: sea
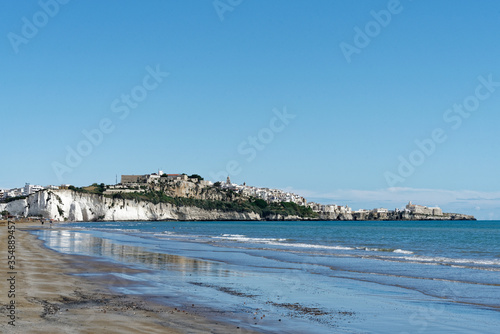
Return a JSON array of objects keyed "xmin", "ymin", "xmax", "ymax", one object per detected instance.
[{"xmin": 32, "ymin": 220, "xmax": 500, "ymax": 333}]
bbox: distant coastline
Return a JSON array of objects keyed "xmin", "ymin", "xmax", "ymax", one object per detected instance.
[{"xmin": 0, "ymin": 172, "xmax": 475, "ymax": 222}]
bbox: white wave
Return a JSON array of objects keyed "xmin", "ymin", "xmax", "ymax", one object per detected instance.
[
  {"xmin": 153, "ymin": 232, "xmax": 193, "ymax": 238},
  {"xmin": 97, "ymin": 228, "xmax": 141, "ymax": 233},
  {"xmin": 393, "ymin": 249, "xmax": 414, "ymax": 254},
  {"xmin": 159, "ymin": 231, "xmax": 178, "ymax": 235},
  {"xmin": 213, "ymin": 234, "xmax": 287, "ymax": 243},
  {"xmin": 212, "ymin": 234, "xmax": 353, "ymax": 250},
  {"xmin": 278, "ymin": 242, "xmax": 354, "ymax": 251},
  {"xmin": 357, "ymin": 247, "xmax": 385, "ymax": 252},
  {"xmin": 404, "ymin": 255, "xmax": 500, "ymax": 266},
  {"xmin": 356, "ymin": 247, "xmax": 414, "ymax": 254}
]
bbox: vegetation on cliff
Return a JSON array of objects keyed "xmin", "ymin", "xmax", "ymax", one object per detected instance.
[
  {"xmin": 3, "ymin": 195, "xmax": 27, "ymax": 203},
  {"xmin": 105, "ymin": 191, "xmax": 317, "ymax": 219},
  {"xmin": 69, "ymin": 183, "xmax": 106, "ymax": 194}
]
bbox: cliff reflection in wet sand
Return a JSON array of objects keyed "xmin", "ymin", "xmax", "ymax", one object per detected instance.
[{"xmin": 39, "ymin": 230, "xmax": 232, "ymax": 277}]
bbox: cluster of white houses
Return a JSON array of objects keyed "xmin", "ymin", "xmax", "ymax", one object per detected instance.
[
  {"xmin": 307, "ymin": 202, "xmax": 352, "ymax": 214},
  {"xmin": 220, "ymin": 177, "xmax": 307, "ymax": 206},
  {"xmin": 342, "ymin": 202, "xmax": 443, "ymax": 216},
  {"xmin": 0, "ymin": 183, "xmax": 64, "ymax": 201},
  {"xmin": 349, "ymin": 202, "xmax": 443, "ymax": 216},
  {"xmin": 119, "ymin": 172, "xmax": 308, "ymax": 206}
]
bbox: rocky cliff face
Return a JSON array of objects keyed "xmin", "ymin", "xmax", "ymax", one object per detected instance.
[{"xmin": 0, "ymin": 190, "xmax": 261, "ymax": 222}]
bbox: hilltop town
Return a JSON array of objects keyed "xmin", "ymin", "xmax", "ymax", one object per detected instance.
[
  {"xmin": 0, "ymin": 171, "xmax": 475, "ymax": 221},
  {"xmin": 118, "ymin": 172, "xmax": 307, "ymax": 205}
]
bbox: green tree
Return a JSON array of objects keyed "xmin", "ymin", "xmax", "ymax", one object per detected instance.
[
  {"xmin": 253, "ymin": 199, "xmax": 268, "ymax": 209},
  {"xmin": 189, "ymin": 174, "xmax": 204, "ymax": 180}
]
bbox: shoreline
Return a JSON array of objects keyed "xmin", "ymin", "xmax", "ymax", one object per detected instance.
[
  {"xmin": 84, "ymin": 217, "xmax": 477, "ymax": 221},
  {"xmin": 0, "ymin": 221, "xmax": 259, "ymax": 333}
]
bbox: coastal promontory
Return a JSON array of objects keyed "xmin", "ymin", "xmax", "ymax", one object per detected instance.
[{"xmin": 0, "ymin": 173, "xmax": 475, "ymax": 222}]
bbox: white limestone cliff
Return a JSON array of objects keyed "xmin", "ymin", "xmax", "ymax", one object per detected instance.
[{"xmin": 0, "ymin": 190, "xmax": 261, "ymax": 222}]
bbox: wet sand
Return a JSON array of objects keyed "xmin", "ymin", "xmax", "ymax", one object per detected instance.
[{"xmin": 0, "ymin": 221, "xmax": 258, "ymax": 333}]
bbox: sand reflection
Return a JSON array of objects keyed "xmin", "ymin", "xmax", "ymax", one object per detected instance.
[{"xmin": 39, "ymin": 230, "xmax": 233, "ymax": 277}]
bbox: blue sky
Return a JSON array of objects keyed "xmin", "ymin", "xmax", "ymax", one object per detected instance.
[{"xmin": 1, "ymin": 0, "xmax": 500, "ymax": 219}]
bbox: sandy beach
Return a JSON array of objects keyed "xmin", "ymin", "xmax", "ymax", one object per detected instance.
[
  {"xmin": 3, "ymin": 219, "xmax": 499, "ymax": 333},
  {"xmin": 0, "ymin": 221, "xmax": 257, "ymax": 333}
]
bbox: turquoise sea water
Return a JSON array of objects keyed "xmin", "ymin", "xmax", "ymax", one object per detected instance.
[{"xmin": 33, "ymin": 220, "xmax": 500, "ymax": 333}]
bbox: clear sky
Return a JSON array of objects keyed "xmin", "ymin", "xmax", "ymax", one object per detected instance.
[{"xmin": 1, "ymin": 0, "xmax": 500, "ymax": 219}]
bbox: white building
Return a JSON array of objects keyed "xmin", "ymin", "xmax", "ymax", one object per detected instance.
[
  {"xmin": 372, "ymin": 208, "xmax": 389, "ymax": 213},
  {"xmin": 406, "ymin": 201, "xmax": 442, "ymax": 216},
  {"xmin": 355, "ymin": 209, "xmax": 369, "ymax": 213},
  {"xmin": 339, "ymin": 205, "xmax": 352, "ymax": 214},
  {"xmin": 219, "ymin": 181, "xmax": 307, "ymax": 206},
  {"xmin": 23, "ymin": 183, "xmax": 44, "ymax": 196},
  {"xmin": 3, "ymin": 188, "xmax": 23, "ymax": 199},
  {"xmin": 307, "ymin": 203, "xmax": 352, "ymax": 214}
]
